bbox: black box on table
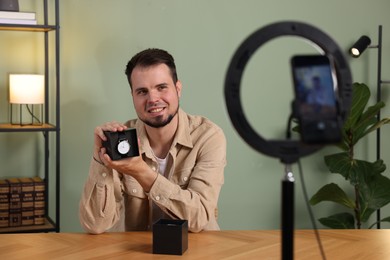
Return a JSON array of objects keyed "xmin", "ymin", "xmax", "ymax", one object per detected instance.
[{"xmin": 152, "ymin": 219, "xmax": 188, "ymax": 255}]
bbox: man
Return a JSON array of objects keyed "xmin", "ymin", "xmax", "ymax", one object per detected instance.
[
  {"xmin": 79, "ymin": 48, "xmax": 226, "ymax": 234},
  {"xmin": 306, "ymin": 76, "xmax": 335, "ymax": 106},
  {"xmin": 304, "ymin": 76, "xmax": 337, "ymax": 116}
]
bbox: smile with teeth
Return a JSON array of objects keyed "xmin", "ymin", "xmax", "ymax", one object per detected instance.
[{"xmin": 149, "ymin": 107, "xmax": 164, "ymax": 113}]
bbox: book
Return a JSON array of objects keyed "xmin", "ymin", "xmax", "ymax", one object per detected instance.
[
  {"xmin": 0, "ymin": 11, "xmax": 36, "ymax": 20},
  {"xmin": 7, "ymin": 178, "xmax": 22, "ymax": 227},
  {"xmin": 32, "ymin": 177, "xmax": 45, "ymax": 225},
  {"xmin": 19, "ymin": 178, "xmax": 34, "ymax": 226},
  {"xmin": 0, "ymin": 179, "xmax": 10, "ymax": 228},
  {"xmin": 0, "ymin": 18, "xmax": 37, "ymax": 25}
]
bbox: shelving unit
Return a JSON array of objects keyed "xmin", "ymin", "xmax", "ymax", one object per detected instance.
[{"xmin": 0, "ymin": 0, "xmax": 60, "ymax": 233}]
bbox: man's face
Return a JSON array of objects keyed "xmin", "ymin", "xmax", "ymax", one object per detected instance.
[{"xmin": 130, "ymin": 63, "xmax": 182, "ymax": 128}]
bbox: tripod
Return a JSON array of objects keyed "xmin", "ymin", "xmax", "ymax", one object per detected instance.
[{"xmin": 282, "ymin": 163, "xmax": 295, "ymax": 260}]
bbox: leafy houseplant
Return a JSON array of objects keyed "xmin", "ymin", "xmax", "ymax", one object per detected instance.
[{"xmin": 310, "ymin": 82, "xmax": 390, "ymax": 229}]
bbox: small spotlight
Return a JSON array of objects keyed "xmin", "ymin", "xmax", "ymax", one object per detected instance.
[{"xmin": 349, "ymin": 35, "xmax": 371, "ymax": 57}]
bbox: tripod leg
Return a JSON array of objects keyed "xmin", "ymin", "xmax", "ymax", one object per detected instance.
[{"xmin": 282, "ymin": 166, "xmax": 294, "ymax": 260}]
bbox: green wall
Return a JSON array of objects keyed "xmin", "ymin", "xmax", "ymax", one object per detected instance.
[{"xmin": 1, "ymin": 0, "xmax": 390, "ymax": 232}]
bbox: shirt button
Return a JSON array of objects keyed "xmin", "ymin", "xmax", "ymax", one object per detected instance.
[
  {"xmin": 102, "ymin": 173, "xmax": 107, "ymax": 178},
  {"xmin": 151, "ymin": 166, "xmax": 157, "ymax": 171},
  {"xmin": 183, "ymin": 177, "xmax": 188, "ymax": 181},
  {"xmin": 155, "ymin": 196, "xmax": 160, "ymax": 201},
  {"xmin": 132, "ymin": 189, "xmax": 137, "ymax": 193}
]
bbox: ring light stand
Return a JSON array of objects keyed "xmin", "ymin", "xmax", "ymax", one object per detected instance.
[{"xmin": 224, "ymin": 21, "xmax": 352, "ymax": 260}]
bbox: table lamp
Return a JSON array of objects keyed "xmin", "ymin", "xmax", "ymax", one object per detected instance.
[{"xmin": 9, "ymin": 74, "xmax": 44, "ymax": 125}]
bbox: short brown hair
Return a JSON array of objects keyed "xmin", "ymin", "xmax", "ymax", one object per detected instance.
[{"xmin": 125, "ymin": 48, "xmax": 178, "ymax": 88}]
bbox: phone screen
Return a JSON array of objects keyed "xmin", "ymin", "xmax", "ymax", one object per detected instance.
[
  {"xmin": 291, "ymin": 55, "xmax": 337, "ymax": 118},
  {"xmin": 291, "ymin": 55, "xmax": 341, "ymax": 144}
]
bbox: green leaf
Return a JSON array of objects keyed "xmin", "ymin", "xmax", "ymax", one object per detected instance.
[
  {"xmin": 368, "ymin": 216, "xmax": 390, "ymax": 229},
  {"xmin": 347, "ymin": 159, "xmax": 383, "ymax": 185},
  {"xmin": 351, "ymin": 102, "xmax": 386, "ymax": 145},
  {"xmin": 318, "ymin": 212, "xmax": 355, "ymax": 229},
  {"xmin": 355, "ymin": 101, "xmax": 384, "ymax": 129},
  {"xmin": 310, "ymin": 183, "xmax": 355, "ymax": 209},
  {"xmin": 325, "ymin": 155, "xmax": 386, "ymax": 185},
  {"xmin": 324, "ymin": 152, "xmax": 352, "ymax": 180},
  {"xmin": 361, "ymin": 117, "xmax": 390, "ymax": 138},
  {"xmin": 343, "ymin": 83, "xmax": 370, "ymax": 130},
  {"xmin": 380, "ymin": 216, "xmax": 390, "ymax": 222},
  {"xmin": 359, "ymin": 168, "xmax": 390, "ymax": 222},
  {"xmin": 357, "ymin": 159, "xmax": 386, "ymax": 182}
]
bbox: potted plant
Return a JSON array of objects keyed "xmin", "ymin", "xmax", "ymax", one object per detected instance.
[{"xmin": 309, "ymin": 82, "xmax": 390, "ymax": 229}]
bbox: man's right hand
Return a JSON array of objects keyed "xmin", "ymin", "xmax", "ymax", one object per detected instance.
[{"xmin": 93, "ymin": 121, "xmax": 128, "ymax": 164}]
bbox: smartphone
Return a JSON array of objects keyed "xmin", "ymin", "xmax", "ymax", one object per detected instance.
[{"xmin": 290, "ymin": 55, "xmax": 342, "ymax": 144}]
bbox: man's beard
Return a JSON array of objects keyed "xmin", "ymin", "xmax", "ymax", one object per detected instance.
[{"xmin": 141, "ymin": 105, "xmax": 179, "ymax": 128}]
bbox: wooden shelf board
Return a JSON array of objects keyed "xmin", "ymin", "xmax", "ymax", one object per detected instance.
[
  {"xmin": 0, "ymin": 218, "xmax": 56, "ymax": 233},
  {"xmin": 0, "ymin": 123, "xmax": 57, "ymax": 132},
  {"xmin": 0, "ymin": 24, "xmax": 56, "ymax": 32}
]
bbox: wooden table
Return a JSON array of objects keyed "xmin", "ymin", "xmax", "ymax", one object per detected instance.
[{"xmin": 0, "ymin": 229, "xmax": 389, "ymax": 259}]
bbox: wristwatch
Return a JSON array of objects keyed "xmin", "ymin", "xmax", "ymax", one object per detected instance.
[{"xmin": 117, "ymin": 139, "xmax": 130, "ymax": 155}]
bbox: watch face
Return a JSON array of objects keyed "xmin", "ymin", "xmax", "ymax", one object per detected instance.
[{"xmin": 117, "ymin": 140, "xmax": 130, "ymax": 155}]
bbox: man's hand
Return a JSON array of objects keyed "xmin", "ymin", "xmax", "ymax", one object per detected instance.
[
  {"xmin": 102, "ymin": 150, "xmax": 158, "ymax": 193},
  {"xmin": 93, "ymin": 121, "xmax": 128, "ymax": 164},
  {"xmin": 93, "ymin": 121, "xmax": 158, "ymax": 192}
]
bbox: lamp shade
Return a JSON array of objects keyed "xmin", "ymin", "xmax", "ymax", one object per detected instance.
[
  {"xmin": 350, "ymin": 35, "xmax": 371, "ymax": 57},
  {"xmin": 9, "ymin": 74, "xmax": 45, "ymax": 104}
]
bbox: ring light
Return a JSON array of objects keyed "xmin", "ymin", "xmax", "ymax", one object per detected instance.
[{"xmin": 224, "ymin": 21, "xmax": 352, "ymax": 163}]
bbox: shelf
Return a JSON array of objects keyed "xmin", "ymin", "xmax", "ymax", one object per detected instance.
[
  {"xmin": 0, "ymin": 24, "xmax": 57, "ymax": 32},
  {"xmin": 0, "ymin": 123, "xmax": 57, "ymax": 132},
  {"xmin": 1, "ymin": 0, "xmax": 60, "ymax": 234},
  {"xmin": 0, "ymin": 217, "xmax": 56, "ymax": 234}
]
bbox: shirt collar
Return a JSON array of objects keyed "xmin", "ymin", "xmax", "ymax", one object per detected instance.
[
  {"xmin": 135, "ymin": 108, "xmax": 193, "ymax": 156},
  {"xmin": 174, "ymin": 108, "xmax": 193, "ymax": 149}
]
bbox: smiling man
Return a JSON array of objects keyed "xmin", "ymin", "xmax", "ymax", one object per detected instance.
[{"xmin": 79, "ymin": 48, "xmax": 227, "ymax": 234}]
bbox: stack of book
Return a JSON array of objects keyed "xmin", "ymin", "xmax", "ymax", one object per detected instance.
[
  {"xmin": 0, "ymin": 177, "xmax": 45, "ymax": 228},
  {"xmin": 0, "ymin": 10, "xmax": 37, "ymax": 25}
]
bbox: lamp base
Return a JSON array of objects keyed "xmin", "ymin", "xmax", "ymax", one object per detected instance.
[{"xmin": 10, "ymin": 104, "xmax": 43, "ymax": 126}]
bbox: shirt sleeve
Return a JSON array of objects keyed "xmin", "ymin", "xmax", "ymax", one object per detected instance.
[
  {"xmin": 148, "ymin": 127, "xmax": 227, "ymax": 233},
  {"xmin": 79, "ymin": 158, "xmax": 124, "ymax": 234}
]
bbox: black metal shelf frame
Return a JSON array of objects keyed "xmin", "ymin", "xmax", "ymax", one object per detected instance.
[{"xmin": 0, "ymin": 0, "xmax": 60, "ymax": 234}]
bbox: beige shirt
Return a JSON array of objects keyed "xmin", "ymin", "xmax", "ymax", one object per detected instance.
[{"xmin": 79, "ymin": 109, "xmax": 227, "ymax": 233}]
